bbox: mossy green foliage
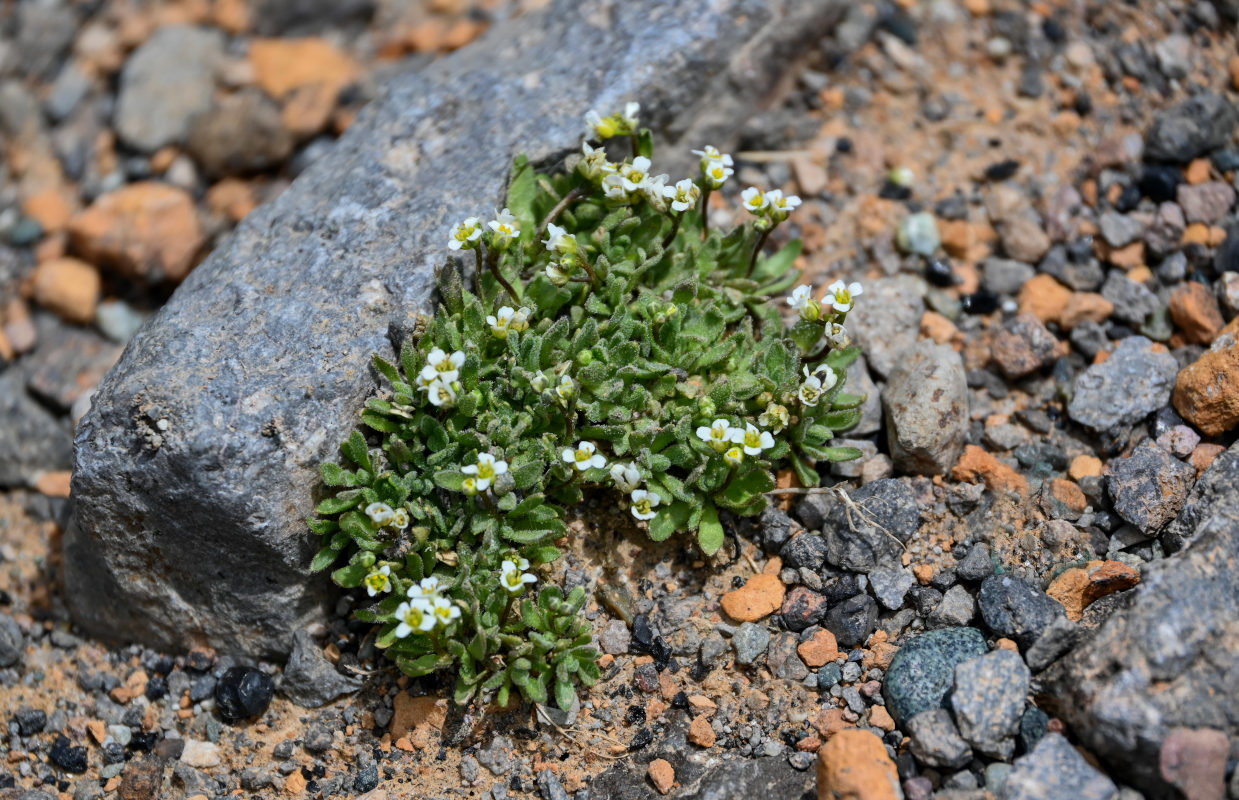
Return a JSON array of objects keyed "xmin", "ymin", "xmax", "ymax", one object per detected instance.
[{"xmin": 310, "ymin": 124, "xmax": 864, "ymax": 712}]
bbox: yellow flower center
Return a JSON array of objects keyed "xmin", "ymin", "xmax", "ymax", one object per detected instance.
[
  {"xmin": 504, "ymin": 571, "xmax": 522, "ymax": 589},
  {"xmin": 635, "ymin": 498, "xmax": 653, "ymax": 515},
  {"xmin": 435, "ymin": 605, "xmax": 453, "ymax": 622},
  {"xmin": 365, "ymin": 573, "xmax": 388, "ymax": 592},
  {"xmin": 404, "ymin": 606, "xmax": 425, "ymax": 628},
  {"xmin": 835, "ymin": 288, "xmax": 852, "ymax": 306},
  {"xmin": 744, "ymin": 430, "xmax": 762, "ymax": 448},
  {"xmin": 574, "ymin": 448, "xmax": 591, "ymax": 464},
  {"xmin": 476, "ymin": 461, "xmax": 495, "ymax": 480}
]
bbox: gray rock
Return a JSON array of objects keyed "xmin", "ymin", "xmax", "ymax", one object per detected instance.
[
  {"xmin": 1162, "ymin": 441, "xmax": 1239, "ymax": 553},
  {"xmin": 1100, "ymin": 272, "xmax": 1160, "ymax": 326},
  {"xmin": 990, "ymin": 313, "xmax": 1058, "ymax": 379},
  {"xmin": 847, "ymin": 274, "xmax": 926, "ymax": 378},
  {"xmin": 66, "ymin": 0, "xmax": 849, "ymax": 658},
  {"xmin": 956, "ymin": 543, "xmax": 995, "ymax": 582},
  {"xmin": 1144, "ymin": 91, "xmax": 1238, "ymax": 164},
  {"xmin": 906, "ymin": 708, "xmax": 972, "ymax": 769},
  {"xmin": 592, "ymin": 750, "xmax": 815, "ymax": 800},
  {"xmin": 823, "ymin": 593, "xmax": 877, "ymax": 647},
  {"xmin": 114, "ymin": 26, "xmax": 223, "ymax": 152},
  {"xmin": 780, "ymin": 532, "xmax": 829, "ymax": 571},
  {"xmin": 981, "ymin": 258, "xmax": 1035, "ymax": 296},
  {"xmin": 1106, "ymin": 441, "xmax": 1195, "ymax": 536},
  {"xmin": 828, "ymin": 438, "xmax": 877, "ymax": 479},
  {"xmin": 1000, "ymin": 733, "xmax": 1118, "ymax": 800},
  {"xmin": 977, "ymin": 574, "xmax": 1066, "ymax": 650},
  {"xmin": 14, "ymin": 2, "xmax": 77, "ymax": 80},
  {"xmin": 279, "ymin": 630, "xmax": 363, "ymax": 707},
  {"xmin": 1040, "ymin": 443, "xmax": 1239, "ymax": 797},
  {"xmin": 249, "ymin": 0, "xmax": 375, "ymax": 35},
  {"xmin": 1069, "ymin": 320, "xmax": 1109, "ymax": 360},
  {"xmin": 0, "ymin": 372, "xmax": 73, "ymax": 488},
  {"xmin": 897, "ymin": 212, "xmax": 940, "ymax": 256},
  {"xmin": 846, "ymin": 354, "xmax": 882, "ymax": 435},
  {"xmin": 1154, "ymin": 34, "xmax": 1192, "ymax": 79},
  {"xmin": 46, "ymin": 63, "xmax": 93, "ymax": 123},
  {"xmin": 733, "ymin": 622, "xmax": 770, "ymax": 665},
  {"xmin": 0, "ymin": 612, "xmax": 23, "ymax": 667},
  {"xmin": 597, "ymin": 619, "xmax": 631, "ymax": 655},
  {"xmin": 1067, "ymin": 336, "xmax": 1178, "ymax": 433},
  {"xmin": 1097, "ymin": 211, "xmax": 1144, "ymax": 249},
  {"xmin": 766, "ymin": 632, "xmax": 808, "ymax": 681},
  {"xmin": 882, "ymin": 626, "xmax": 988, "ymax": 725},
  {"xmin": 950, "ymin": 649, "xmax": 1029, "ymax": 759},
  {"xmin": 1177, "ymin": 181, "xmax": 1236, "ymax": 225},
  {"xmin": 883, "ymin": 340, "xmax": 968, "ymax": 474},
  {"xmin": 1216, "ymin": 271, "xmax": 1239, "ymax": 319},
  {"xmin": 186, "ymin": 90, "xmax": 295, "ymax": 177},
  {"xmin": 929, "ymin": 585, "xmax": 976, "ymax": 628},
  {"xmin": 823, "ymin": 478, "xmax": 919, "ymax": 573},
  {"xmin": 1146, "ymin": 202, "xmax": 1187, "ymax": 258},
  {"xmin": 476, "ymin": 735, "xmax": 513, "ymax": 775},
  {"xmin": 869, "ymin": 567, "xmax": 915, "ymax": 610},
  {"xmin": 1022, "ymin": 615, "xmax": 1085, "ymax": 672},
  {"xmin": 22, "ymin": 321, "xmax": 123, "ymax": 412}
]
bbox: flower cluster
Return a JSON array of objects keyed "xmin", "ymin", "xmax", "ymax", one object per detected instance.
[{"xmin": 311, "ymin": 101, "xmax": 868, "ymax": 715}]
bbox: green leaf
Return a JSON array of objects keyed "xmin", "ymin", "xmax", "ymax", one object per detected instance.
[
  {"xmin": 315, "ymin": 492, "xmax": 361, "ymax": 515},
  {"xmin": 310, "ymin": 546, "xmax": 340, "ymax": 573},
  {"xmin": 820, "ymin": 446, "xmax": 864, "ymax": 462},
  {"xmin": 331, "ymin": 563, "xmax": 368, "ymax": 588},
  {"xmin": 831, "ymin": 392, "xmax": 865, "ymax": 409},
  {"xmin": 555, "ymin": 679, "xmax": 576, "ymax": 712},
  {"xmin": 320, "ymin": 462, "xmax": 348, "ymax": 486},
  {"xmin": 751, "ymin": 238, "xmax": 801, "ymax": 283},
  {"xmin": 397, "ymin": 653, "xmax": 441, "ymax": 678},
  {"xmin": 507, "ymin": 155, "xmax": 538, "ymax": 242},
  {"xmin": 433, "ymin": 469, "xmax": 467, "ymax": 491},
  {"xmin": 340, "ymin": 431, "xmax": 373, "ymax": 473},
  {"xmin": 697, "ymin": 502, "xmax": 725, "ymax": 555}
]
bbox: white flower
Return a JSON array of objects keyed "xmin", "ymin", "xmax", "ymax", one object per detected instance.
[
  {"xmin": 427, "ymin": 348, "xmax": 465, "ymax": 382},
  {"xmin": 407, "ymin": 576, "xmax": 442, "ymax": 601},
  {"xmin": 423, "ymin": 379, "xmax": 457, "ymax": 408},
  {"xmin": 601, "ymin": 173, "xmax": 629, "ymax": 202},
  {"xmin": 823, "ymin": 280, "xmax": 863, "ymax": 314},
  {"xmin": 691, "ymin": 146, "xmax": 734, "ymax": 168},
  {"xmin": 663, "ymin": 178, "xmax": 702, "ymax": 213},
  {"xmin": 509, "ymin": 307, "xmax": 531, "ymax": 332},
  {"xmin": 365, "ymin": 502, "xmax": 395, "ymax": 527},
  {"xmin": 542, "ymin": 223, "xmax": 577, "ymax": 255},
  {"xmin": 562, "ymin": 440, "xmax": 606, "ymax": 471},
  {"xmin": 889, "ymin": 165, "xmax": 914, "ymax": 188},
  {"xmin": 798, "ymin": 364, "xmax": 838, "ymax": 407},
  {"xmin": 500, "ymin": 559, "xmax": 538, "ymax": 593},
  {"xmin": 768, "ymin": 190, "xmax": 802, "ymax": 220},
  {"xmin": 580, "ymin": 142, "xmax": 616, "ymax": 181},
  {"xmin": 824, "ymin": 322, "xmax": 851, "ymax": 349},
  {"xmin": 787, "ymin": 285, "xmax": 822, "ymax": 322},
  {"xmin": 487, "ymin": 208, "xmax": 519, "ymax": 248},
  {"xmin": 723, "ymin": 446, "xmax": 745, "ymax": 466},
  {"xmin": 695, "ymin": 418, "xmax": 734, "ymax": 453},
  {"xmin": 364, "ymin": 565, "xmax": 392, "ymax": 597},
  {"xmin": 642, "ymin": 172, "xmax": 670, "ymax": 209},
  {"xmin": 585, "ymin": 109, "xmax": 616, "ymax": 140},
  {"xmin": 394, "ymin": 599, "xmax": 436, "ymax": 637},
  {"xmin": 430, "ymin": 596, "xmax": 461, "ymax": 627},
  {"xmin": 462, "ymin": 476, "xmax": 479, "ymax": 496},
  {"xmin": 546, "ymin": 259, "xmax": 573, "ymax": 286},
  {"xmin": 487, "ymin": 306, "xmax": 517, "ymax": 339},
  {"xmin": 630, "ymin": 489, "xmax": 660, "ymax": 521},
  {"xmin": 529, "ymin": 372, "xmax": 549, "ymax": 393},
  {"xmin": 461, "ymin": 452, "xmax": 508, "ymax": 492},
  {"xmin": 742, "ymin": 187, "xmax": 768, "ymax": 215},
  {"xmin": 413, "ymin": 367, "xmax": 440, "ymax": 392},
  {"xmin": 555, "ymin": 374, "xmax": 577, "ymax": 405},
  {"xmin": 620, "ymin": 101, "xmax": 640, "ymax": 130},
  {"xmin": 392, "ymin": 507, "xmax": 410, "ymax": 529},
  {"xmin": 610, "ymin": 462, "xmax": 641, "ymax": 493},
  {"xmin": 729, "ymin": 422, "xmax": 775, "ymax": 456},
  {"xmin": 702, "ymin": 160, "xmax": 733, "ymax": 189},
  {"xmin": 448, "ymin": 217, "xmax": 483, "ymax": 251},
  {"xmin": 620, "ymin": 157, "xmax": 653, "ymax": 194},
  {"xmin": 758, "ymin": 403, "xmax": 790, "ymax": 434}
]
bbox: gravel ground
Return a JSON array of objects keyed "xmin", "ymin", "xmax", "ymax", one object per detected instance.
[{"xmin": 2, "ymin": 0, "xmax": 1239, "ymax": 799}]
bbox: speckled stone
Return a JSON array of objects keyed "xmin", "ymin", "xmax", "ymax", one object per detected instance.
[
  {"xmin": 1067, "ymin": 336, "xmax": 1178, "ymax": 434},
  {"xmin": 881, "ymin": 626, "xmax": 987, "ymax": 726},
  {"xmin": 950, "ymin": 649, "xmax": 1029, "ymax": 759},
  {"xmin": 64, "ymin": 0, "xmax": 848, "ymax": 658}
]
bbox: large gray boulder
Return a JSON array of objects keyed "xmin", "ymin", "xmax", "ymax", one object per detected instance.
[
  {"xmin": 65, "ymin": 0, "xmax": 850, "ymax": 658},
  {"xmin": 1038, "ymin": 442, "xmax": 1239, "ymax": 799}
]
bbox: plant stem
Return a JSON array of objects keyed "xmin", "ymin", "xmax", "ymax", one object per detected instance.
[
  {"xmin": 660, "ymin": 213, "xmax": 682, "ymax": 250},
  {"xmin": 746, "ymin": 226, "xmax": 771, "ymax": 278},
  {"xmin": 577, "ymin": 252, "xmax": 599, "ymax": 288},
  {"xmin": 488, "ymin": 253, "xmax": 520, "ymax": 304},
  {"xmin": 498, "ymin": 594, "xmax": 515, "ymax": 629},
  {"xmin": 536, "ymin": 186, "xmax": 584, "ymax": 243},
  {"xmin": 630, "ymin": 133, "xmax": 640, "ymax": 159},
  {"xmin": 700, "ymin": 187, "xmax": 712, "ymax": 239}
]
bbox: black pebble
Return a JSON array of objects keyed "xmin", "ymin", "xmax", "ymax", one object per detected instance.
[
  {"xmin": 878, "ymin": 182, "xmax": 912, "ymax": 201},
  {"xmin": 624, "ymin": 704, "xmax": 647, "ymax": 726},
  {"xmin": 144, "ymin": 675, "xmax": 168, "ymax": 701},
  {"xmin": 984, "ymin": 159, "xmax": 1020, "ymax": 181},
  {"xmin": 650, "ymin": 637, "xmax": 672, "ymax": 667},
  {"xmin": 630, "ymin": 615, "xmax": 654, "ymax": 654},
  {"xmin": 1114, "ymin": 183, "xmax": 1142, "ymax": 213},
  {"xmin": 1139, "ymin": 164, "xmax": 1181, "ymax": 203},
  {"xmin": 835, "ymin": 137, "xmax": 852, "ymax": 153},
  {"xmin": 50, "ymin": 735, "xmax": 88, "ymax": 773},
  {"xmin": 353, "ymin": 763, "xmax": 379, "ymax": 793},
  {"xmin": 671, "ymin": 691, "xmax": 689, "ymax": 709},
  {"xmin": 628, "ymin": 727, "xmax": 654, "ymax": 751},
  {"xmin": 925, "ymin": 258, "xmax": 957, "ymax": 287},
  {"xmin": 214, "ymin": 666, "xmax": 275, "ymax": 722},
  {"xmin": 961, "ymin": 291, "xmax": 1000, "ymax": 314},
  {"xmin": 14, "ymin": 708, "xmax": 47, "ymax": 736},
  {"xmin": 1074, "ymin": 92, "xmax": 1092, "ymax": 116},
  {"xmin": 1042, "ymin": 17, "xmax": 1066, "ymax": 43},
  {"xmin": 129, "ymin": 731, "xmax": 159, "ymax": 751}
]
